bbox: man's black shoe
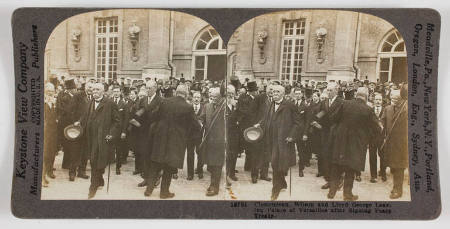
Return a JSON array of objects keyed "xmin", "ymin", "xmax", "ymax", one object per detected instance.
[
  {"xmin": 138, "ymin": 180, "xmax": 147, "ymax": 187},
  {"xmin": 160, "ymin": 192, "xmax": 175, "ymax": 199}
]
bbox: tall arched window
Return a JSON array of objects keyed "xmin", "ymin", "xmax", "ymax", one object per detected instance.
[
  {"xmin": 192, "ymin": 26, "xmax": 226, "ymax": 81},
  {"xmin": 376, "ymin": 29, "xmax": 407, "ymax": 83}
]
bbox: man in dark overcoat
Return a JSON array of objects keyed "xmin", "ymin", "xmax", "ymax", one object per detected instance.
[
  {"xmin": 186, "ymin": 91, "xmax": 205, "ymax": 180},
  {"xmin": 381, "ymin": 87, "xmax": 408, "ymax": 199},
  {"xmin": 56, "ymin": 79, "xmax": 84, "ymax": 181},
  {"xmin": 77, "ymin": 82, "xmax": 93, "ymax": 179},
  {"xmin": 235, "ymin": 81, "xmax": 263, "ymax": 183},
  {"xmin": 43, "ymin": 82, "xmax": 58, "ymax": 187},
  {"xmin": 312, "ymin": 82, "xmax": 345, "ymax": 189},
  {"xmin": 144, "ymin": 85, "xmax": 200, "ymax": 199},
  {"xmin": 226, "ymin": 85, "xmax": 240, "ymax": 182},
  {"xmin": 200, "ymin": 87, "xmax": 226, "ymax": 196},
  {"xmin": 131, "ymin": 81, "xmax": 162, "ymax": 187},
  {"xmin": 326, "ymin": 87, "xmax": 381, "ymax": 201},
  {"xmin": 80, "ymin": 83, "xmax": 120, "ymax": 199},
  {"xmin": 256, "ymin": 85, "xmax": 301, "ymax": 200},
  {"xmin": 368, "ymin": 93, "xmax": 386, "ymax": 183},
  {"xmin": 111, "ymin": 86, "xmax": 130, "ymax": 175}
]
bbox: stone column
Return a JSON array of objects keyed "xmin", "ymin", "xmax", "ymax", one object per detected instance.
[
  {"xmin": 142, "ymin": 10, "xmax": 171, "ymax": 80},
  {"xmin": 326, "ymin": 11, "xmax": 358, "ymax": 82},
  {"xmin": 49, "ymin": 21, "xmax": 70, "ymax": 78},
  {"xmin": 235, "ymin": 19, "xmax": 255, "ymax": 82}
]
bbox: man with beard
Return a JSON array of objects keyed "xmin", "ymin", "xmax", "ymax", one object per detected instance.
[
  {"xmin": 255, "ymin": 85, "xmax": 301, "ymax": 200},
  {"xmin": 78, "ymin": 83, "xmax": 120, "ymax": 199},
  {"xmin": 144, "ymin": 85, "xmax": 200, "ymax": 199},
  {"xmin": 200, "ymin": 87, "xmax": 226, "ymax": 196},
  {"xmin": 326, "ymin": 87, "xmax": 381, "ymax": 201}
]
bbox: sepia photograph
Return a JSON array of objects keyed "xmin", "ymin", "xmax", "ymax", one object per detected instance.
[{"xmin": 42, "ymin": 9, "xmax": 409, "ymax": 202}]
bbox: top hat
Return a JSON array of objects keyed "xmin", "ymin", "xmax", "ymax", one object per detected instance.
[
  {"xmin": 64, "ymin": 124, "xmax": 83, "ymax": 141},
  {"xmin": 243, "ymin": 126, "xmax": 264, "ymax": 143},
  {"xmin": 64, "ymin": 79, "xmax": 76, "ymax": 90},
  {"xmin": 247, "ymin": 81, "xmax": 258, "ymax": 92}
]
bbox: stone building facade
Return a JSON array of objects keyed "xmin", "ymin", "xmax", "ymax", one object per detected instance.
[
  {"xmin": 227, "ymin": 10, "xmax": 407, "ymax": 84},
  {"xmin": 45, "ymin": 9, "xmax": 227, "ymax": 83}
]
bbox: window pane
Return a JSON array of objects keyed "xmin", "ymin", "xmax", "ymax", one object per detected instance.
[
  {"xmin": 209, "ymin": 39, "xmax": 219, "ymax": 49},
  {"xmin": 196, "ymin": 40, "xmax": 207, "ymax": 50},
  {"xmin": 195, "ymin": 56, "xmax": 205, "ymax": 69},
  {"xmin": 386, "ymin": 32, "xmax": 398, "ymax": 45},
  {"xmin": 394, "ymin": 42, "xmax": 405, "ymax": 52},
  {"xmin": 380, "ymin": 58, "xmax": 390, "ymax": 71},
  {"xmin": 200, "ymin": 31, "xmax": 212, "ymax": 43},
  {"xmin": 382, "ymin": 42, "xmax": 392, "ymax": 52},
  {"xmin": 380, "ymin": 72, "xmax": 389, "ymax": 83},
  {"xmin": 195, "ymin": 70, "xmax": 204, "ymax": 81}
]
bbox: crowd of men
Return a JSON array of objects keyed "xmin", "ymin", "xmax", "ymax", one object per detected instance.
[
  {"xmin": 230, "ymin": 77, "xmax": 408, "ymax": 200},
  {"xmin": 43, "ymin": 74, "xmax": 408, "ymax": 201}
]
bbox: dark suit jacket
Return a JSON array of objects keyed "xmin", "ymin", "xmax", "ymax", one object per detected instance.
[
  {"xmin": 261, "ymin": 99, "xmax": 301, "ymax": 172},
  {"xmin": 200, "ymin": 99, "xmax": 226, "ymax": 167},
  {"xmin": 329, "ymin": 98, "xmax": 381, "ymax": 171},
  {"xmin": 150, "ymin": 96, "xmax": 201, "ymax": 169},
  {"xmin": 82, "ymin": 97, "xmax": 120, "ymax": 170}
]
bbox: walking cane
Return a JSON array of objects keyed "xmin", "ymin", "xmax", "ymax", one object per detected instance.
[
  {"xmin": 106, "ymin": 138, "xmax": 112, "ymax": 193},
  {"xmin": 289, "ymin": 168, "xmax": 292, "ymax": 197},
  {"xmin": 107, "ymin": 160, "xmax": 111, "ymax": 193}
]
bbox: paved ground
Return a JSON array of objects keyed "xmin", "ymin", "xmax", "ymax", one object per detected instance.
[{"xmin": 42, "ymin": 151, "xmax": 410, "ymax": 201}]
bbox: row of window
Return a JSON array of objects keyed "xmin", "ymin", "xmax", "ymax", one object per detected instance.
[{"xmin": 93, "ymin": 17, "xmax": 405, "ymax": 83}]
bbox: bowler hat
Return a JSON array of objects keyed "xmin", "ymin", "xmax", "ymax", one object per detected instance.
[
  {"xmin": 243, "ymin": 126, "xmax": 263, "ymax": 143},
  {"xmin": 64, "ymin": 124, "xmax": 83, "ymax": 141}
]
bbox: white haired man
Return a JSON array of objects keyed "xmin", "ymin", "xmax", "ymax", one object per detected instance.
[
  {"xmin": 256, "ymin": 85, "xmax": 301, "ymax": 200},
  {"xmin": 79, "ymin": 83, "xmax": 121, "ymax": 199},
  {"xmin": 200, "ymin": 87, "xmax": 227, "ymax": 196}
]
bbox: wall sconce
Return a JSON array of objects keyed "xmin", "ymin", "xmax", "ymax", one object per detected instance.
[
  {"xmin": 256, "ymin": 30, "xmax": 268, "ymax": 64},
  {"xmin": 128, "ymin": 20, "xmax": 141, "ymax": 62},
  {"xmin": 315, "ymin": 27, "xmax": 327, "ymax": 63},
  {"xmin": 71, "ymin": 28, "xmax": 81, "ymax": 62}
]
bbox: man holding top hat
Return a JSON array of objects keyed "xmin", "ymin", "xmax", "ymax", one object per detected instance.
[
  {"xmin": 255, "ymin": 85, "xmax": 301, "ymax": 200},
  {"xmin": 56, "ymin": 78, "xmax": 85, "ymax": 181}
]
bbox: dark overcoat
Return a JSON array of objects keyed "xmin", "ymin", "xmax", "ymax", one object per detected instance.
[
  {"xmin": 329, "ymin": 98, "xmax": 381, "ymax": 171},
  {"xmin": 134, "ymin": 95, "xmax": 162, "ymax": 161},
  {"xmin": 261, "ymin": 99, "xmax": 301, "ymax": 173},
  {"xmin": 82, "ymin": 97, "xmax": 120, "ymax": 170},
  {"xmin": 44, "ymin": 102, "xmax": 58, "ymax": 162},
  {"xmin": 56, "ymin": 90, "xmax": 84, "ymax": 168},
  {"xmin": 382, "ymin": 101, "xmax": 408, "ymax": 169},
  {"xmin": 150, "ymin": 96, "xmax": 200, "ymax": 169},
  {"xmin": 226, "ymin": 103, "xmax": 240, "ymax": 154},
  {"xmin": 200, "ymin": 99, "xmax": 226, "ymax": 167}
]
